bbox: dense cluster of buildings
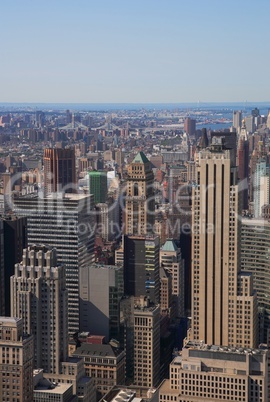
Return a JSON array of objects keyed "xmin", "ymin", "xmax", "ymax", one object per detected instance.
[{"xmin": 0, "ymin": 105, "xmax": 270, "ymax": 400}]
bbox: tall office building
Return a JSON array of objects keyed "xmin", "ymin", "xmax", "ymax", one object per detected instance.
[
  {"xmin": 0, "ymin": 221, "xmax": 4, "ymax": 316},
  {"xmin": 238, "ymin": 121, "xmax": 249, "ymax": 210},
  {"xmin": 190, "ymin": 137, "xmax": 258, "ymax": 348},
  {"xmin": 2, "ymin": 215, "xmax": 27, "ymax": 316},
  {"xmin": 123, "ymin": 235, "xmax": 160, "ymax": 304},
  {"xmin": 160, "ymin": 239, "xmax": 185, "ymax": 317},
  {"xmin": 14, "ymin": 193, "xmax": 95, "ymax": 334},
  {"xmin": 245, "ymin": 115, "xmax": 255, "ymax": 133},
  {"xmin": 184, "ymin": 117, "xmax": 196, "ymax": 136},
  {"xmin": 241, "ymin": 218, "xmax": 270, "ymax": 343},
  {"xmin": 133, "ymin": 298, "xmax": 160, "ymax": 388},
  {"xmin": 253, "ymin": 159, "xmax": 270, "ymax": 218},
  {"xmin": 0, "ymin": 317, "xmax": 34, "ymax": 402},
  {"xmin": 124, "ymin": 152, "xmax": 154, "ymax": 236},
  {"xmin": 232, "ymin": 110, "xmax": 242, "ymax": 132},
  {"xmin": 11, "ymin": 245, "xmax": 68, "ymax": 374},
  {"xmin": 79, "ymin": 263, "xmax": 123, "ymax": 340},
  {"xmin": 89, "ymin": 170, "xmax": 107, "ymax": 204},
  {"xmin": 43, "ymin": 148, "xmax": 76, "ymax": 195}
]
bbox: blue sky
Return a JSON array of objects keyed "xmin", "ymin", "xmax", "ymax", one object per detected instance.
[{"xmin": 0, "ymin": 0, "xmax": 269, "ymax": 103}]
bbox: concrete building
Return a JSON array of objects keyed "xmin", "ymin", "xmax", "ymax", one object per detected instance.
[
  {"xmin": 159, "ymin": 341, "xmax": 268, "ymax": 402},
  {"xmin": 43, "ymin": 357, "xmax": 96, "ymax": 402},
  {"xmin": 34, "ymin": 370, "xmax": 75, "ymax": 402},
  {"xmin": 124, "ymin": 152, "xmax": 154, "ymax": 236},
  {"xmin": 79, "ymin": 263, "xmax": 123, "ymax": 340},
  {"xmin": 0, "ymin": 317, "xmax": 34, "ymax": 402},
  {"xmin": 133, "ymin": 299, "xmax": 160, "ymax": 388},
  {"xmin": 11, "ymin": 245, "xmax": 68, "ymax": 374},
  {"xmin": 72, "ymin": 343, "xmax": 125, "ymax": 398},
  {"xmin": 14, "ymin": 193, "xmax": 95, "ymax": 334},
  {"xmin": 43, "ymin": 148, "xmax": 76, "ymax": 195},
  {"xmin": 190, "ymin": 137, "xmax": 258, "ymax": 348},
  {"xmin": 160, "ymin": 239, "xmax": 185, "ymax": 317}
]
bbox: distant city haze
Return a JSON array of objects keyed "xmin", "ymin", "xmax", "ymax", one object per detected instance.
[{"xmin": 1, "ymin": 0, "xmax": 270, "ymax": 103}]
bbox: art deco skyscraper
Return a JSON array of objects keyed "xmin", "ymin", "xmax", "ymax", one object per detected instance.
[
  {"xmin": 124, "ymin": 152, "xmax": 154, "ymax": 236},
  {"xmin": 190, "ymin": 137, "xmax": 258, "ymax": 348},
  {"xmin": 10, "ymin": 245, "xmax": 68, "ymax": 374},
  {"xmin": 43, "ymin": 148, "xmax": 76, "ymax": 195}
]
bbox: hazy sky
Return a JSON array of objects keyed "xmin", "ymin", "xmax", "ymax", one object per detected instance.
[{"xmin": 1, "ymin": 0, "xmax": 269, "ymax": 103}]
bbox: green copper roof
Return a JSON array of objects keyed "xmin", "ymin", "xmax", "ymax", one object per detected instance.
[
  {"xmin": 162, "ymin": 239, "xmax": 178, "ymax": 252},
  {"xmin": 132, "ymin": 151, "xmax": 150, "ymax": 164}
]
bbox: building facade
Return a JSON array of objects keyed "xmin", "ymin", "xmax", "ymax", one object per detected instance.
[
  {"xmin": 241, "ymin": 218, "xmax": 270, "ymax": 343},
  {"xmin": 0, "ymin": 317, "xmax": 34, "ymax": 402},
  {"xmin": 14, "ymin": 193, "xmax": 95, "ymax": 334},
  {"xmin": 43, "ymin": 148, "xmax": 76, "ymax": 195},
  {"xmin": 79, "ymin": 263, "xmax": 123, "ymax": 340},
  {"xmin": 159, "ymin": 341, "xmax": 268, "ymax": 402},
  {"xmin": 72, "ymin": 343, "xmax": 125, "ymax": 398},
  {"xmin": 89, "ymin": 170, "xmax": 107, "ymax": 204},
  {"xmin": 160, "ymin": 239, "xmax": 185, "ymax": 317},
  {"xmin": 133, "ymin": 300, "xmax": 160, "ymax": 388},
  {"xmin": 124, "ymin": 152, "xmax": 154, "ymax": 236},
  {"xmin": 190, "ymin": 137, "xmax": 258, "ymax": 348},
  {"xmin": 10, "ymin": 245, "xmax": 68, "ymax": 374},
  {"xmin": 123, "ymin": 235, "xmax": 160, "ymax": 304}
]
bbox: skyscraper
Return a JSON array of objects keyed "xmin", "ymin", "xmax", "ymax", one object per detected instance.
[
  {"xmin": 2, "ymin": 215, "xmax": 27, "ymax": 316},
  {"xmin": 190, "ymin": 137, "xmax": 258, "ymax": 348},
  {"xmin": 43, "ymin": 148, "xmax": 76, "ymax": 195},
  {"xmin": 241, "ymin": 218, "xmax": 270, "ymax": 343},
  {"xmin": 253, "ymin": 159, "xmax": 269, "ymax": 218},
  {"xmin": 133, "ymin": 299, "xmax": 160, "ymax": 388},
  {"xmin": 0, "ymin": 221, "xmax": 4, "ymax": 316},
  {"xmin": 232, "ymin": 110, "xmax": 242, "ymax": 132},
  {"xmin": 184, "ymin": 117, "xmax": 196, "ymax": 136},
  {"xmin": 79, "ymin": 263, "xmax": 123, "ymax": 340},
  {"xmin": 160, "ymin": 239, "xmax": 185, "ymax": 317},
  {"xmin": 0, "ymin": 317, "xmax": 34, "ymax": 402},
  {"xmin": 14, "ymin": 193, "xmax": 95, "ymax": 334},
  {"xmin": 11, "ymin": 245, "xmax": 68, "ymax": 374},
  {"xmin": 124, "ymin": 151, "xmax": 154, "ymax": 236},
  {"xmin": 123, "ymin": 235, "xmax": 160, "ymax": 304},
  {"xmin": 89, "ymin": 170, "xmax": 107, "ymax": 204},
  {"xmin": 238, "ymin": 121, "xmax": 249, "ymax": 210}
]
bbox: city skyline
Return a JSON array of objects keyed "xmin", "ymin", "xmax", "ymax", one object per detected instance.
[{"xmin": 1, "ymin": 0, "xmax": 270, "ymax": 103}]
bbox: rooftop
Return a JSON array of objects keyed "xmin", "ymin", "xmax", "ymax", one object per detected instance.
[
  {"xmin": 184, "ymin": 341, "xmax": 267, "ymax": 356},
  {"xmin": 161, "ymin": 239, "xmax": 178, "ymax": 252},
  {"xmin": 132, "ymin": 151, "xmax": 150, "ymax": 164},
  {"xmin": 34, "ymin": 382, "xmax": 72, "ymax": 394},
  {"xmin": 73, "ymin": 343, "xmax": 123, "ymax": 358}
]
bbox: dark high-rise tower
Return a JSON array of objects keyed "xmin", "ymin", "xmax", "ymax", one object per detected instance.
[
  {"xmin": 43, "ymin": 148, "xmax": 76, "ymax": 195},
  {"xmin": 123, "ymin": 235, "xmax": 160, "ymax": 304}
]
